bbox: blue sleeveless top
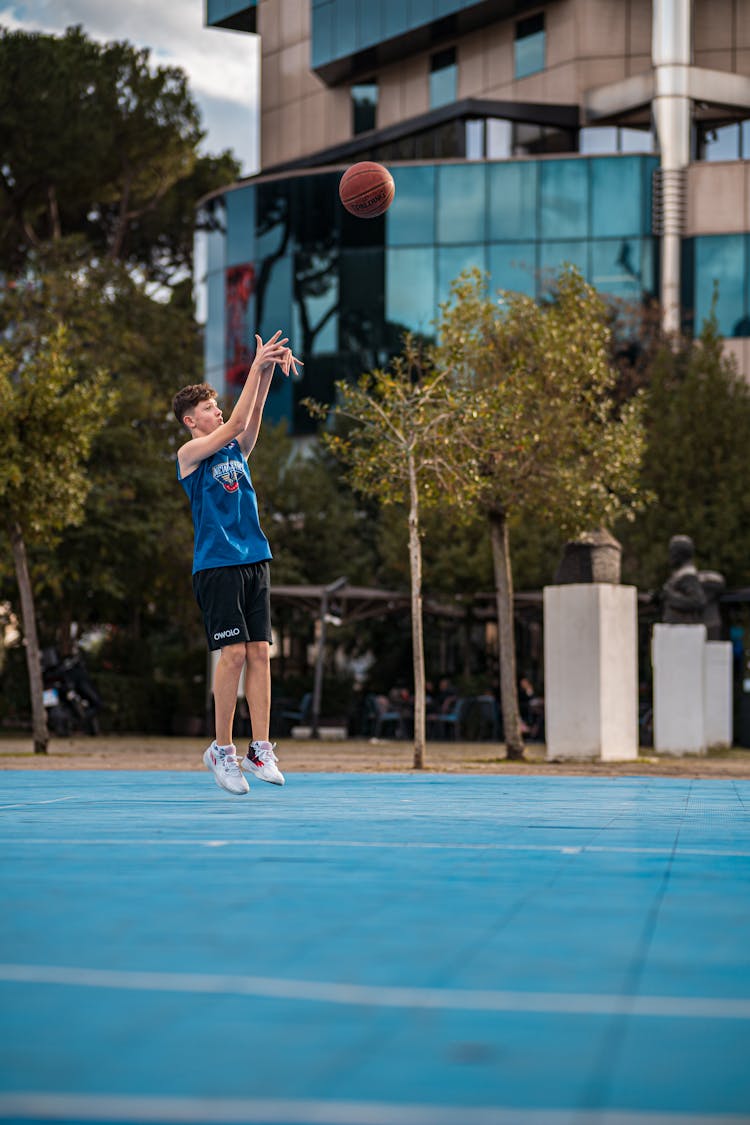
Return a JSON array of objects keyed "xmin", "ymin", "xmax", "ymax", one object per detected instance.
[{"xmin": 177, "ymin": 440, "xmax": 272, "ymax": 575}]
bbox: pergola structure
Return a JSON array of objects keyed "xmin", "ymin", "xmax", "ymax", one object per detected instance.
[
  {"xmin": 271, "ymin": 583, "xmax": 471, "ymax": 625},
  {"xmin": 271, "ymin": 583, "xmax": 474, "ymax": 734}
]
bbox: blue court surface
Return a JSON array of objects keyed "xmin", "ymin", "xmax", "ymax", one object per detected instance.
[{"xmin": 1, "ymin": 770, "xmax": 750, "ymax": 1124}]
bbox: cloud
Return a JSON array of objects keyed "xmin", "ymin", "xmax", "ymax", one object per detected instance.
[
  {"xmin": 0, "ymin": 0, "xmax": 259, "ymax": 171},
  {"xmin": 199, "ymin": 89, "xmax": 259, "ymax": 170}
]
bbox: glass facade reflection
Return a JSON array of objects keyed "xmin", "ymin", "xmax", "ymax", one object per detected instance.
[
  {"xmin": 696, "ymin": 120, "xmax": 750, "ymax": 162},
  {"xmin": 430, "ymin": 48, "xmax": 457, "ymax": 110},
  {"xmin": 488, "ymin": 161, "xmax": 537, "ymax": 240},
  {"xmin": 515, "ymin": 13, "xmax": 545, "ymax": 79},
  {"xmin": 437, "ymin": 163, "xmax": 486, "ymax": 243},
  {"xmin": 540, "ymin": 159, "xmax": 589, "ymax": 239},
  {"xmin": 195, "ymin": 155, "xmax": 660, "ymax": 433},
  {"xmin": 312, "ymin": 0, "xmax": 471, "ymax": 70},
  {"xmin": 205, "ymin": 0, "xmax": 256, "ymax": 32},
  {"xmin": 352, "ymin": 81, "xmax": 378, "ymax": 134},
  {"xmin": 688, "ymin": 235, "xmax": 750, "ymax": 337}
]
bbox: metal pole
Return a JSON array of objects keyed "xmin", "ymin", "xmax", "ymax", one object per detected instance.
[
  {"xmin": 652, "ymin": 0, "xmax": 691, "ymax": 337},
  {"xmin": 310, "ymin": 576, "xmax": 347, "ymax": 738}
]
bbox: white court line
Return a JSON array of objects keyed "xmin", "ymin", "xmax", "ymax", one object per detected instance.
[
  {"xmin": 0, "ymin": 1092, "xmax": 744, "ymax": 1124},
  {"xmin": 0, "ymin": 963, "xmax": 748, "ymax": 1020},
  {"xmin": 3, "ymin": 837, "xmax": 750, "ymax": 858},
  {"xmin": 0, "ymin": 796, "xmax": 80, "ymax": 811}
]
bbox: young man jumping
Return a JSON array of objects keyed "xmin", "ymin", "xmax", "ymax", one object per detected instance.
[{"xmin": 173, "ymin": 331, "xmax": 302, "ymax": 795}]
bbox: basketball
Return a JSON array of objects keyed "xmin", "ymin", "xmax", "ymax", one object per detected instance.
[{"xmin": 338, "ymin": 161, "xmax": 395, "ymax": 218}]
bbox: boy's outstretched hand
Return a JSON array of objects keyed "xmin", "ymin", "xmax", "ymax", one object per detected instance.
[
  {"xmin": 253, "ymin": 331, "xmax": 303, "ymax": 378},
  {"xmin": 254, "ymin": 331, "xmax": 289, "ymax": 373},
  {"xmin": 280, "ymin": 347, "xmax": 304, "ymax": 378}
]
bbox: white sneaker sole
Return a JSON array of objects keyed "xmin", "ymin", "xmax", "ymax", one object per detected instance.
[
  {"xmin": 203, "ymin": 749, "xmax": 250, "ymax": 795},
  {"xmin": 242, "ymin": 759, "xmax": 285, "ymax": 786}
]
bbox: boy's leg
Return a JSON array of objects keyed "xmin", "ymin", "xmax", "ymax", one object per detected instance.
[
  {"xmin": 242, "ymin": 640, "xmax": 285, "ymax": 785},
  {"xmin": 203, "ymin": 641, "xmax": 249, "ymax": 795},
  {"xmin": 244, "ymin": 640, "xmax": 271, "ymax": 742},
  {"xmin": 213, "ymin": 642, "xmax": 247, "ymax": 746},
  {"xmin": 193, "ymin": 567, "xmax": 251, "ymax": 794}
]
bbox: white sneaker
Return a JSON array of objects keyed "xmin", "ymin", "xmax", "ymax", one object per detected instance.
[
  {"xmin": 242, "ymin": 741, "xmax": 285, "ymax": 786},
  {"xmin": 203, "ymin": 743, "xmax": 250, "ymax": 795}
]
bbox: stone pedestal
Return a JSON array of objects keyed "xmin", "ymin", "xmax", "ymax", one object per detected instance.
[
  {"xmin": 652, "ymin": 624, "xmax": 707, "ymax": 754},
  {"xmin": 704, "ymin": 641, "xmax": 733, "ymax": 749},
  {"xmin": 544, "ymin": 584, "xmax": 638, "ymax": 760}
]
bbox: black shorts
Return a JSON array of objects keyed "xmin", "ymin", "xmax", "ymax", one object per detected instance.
[{"xmin": 193, "ymin": 562, "xmax": 272, "ymax": 650}]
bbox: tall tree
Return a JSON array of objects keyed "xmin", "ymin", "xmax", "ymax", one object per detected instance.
[
  {"xmin": 307, "ymin": 340, "xmax": 464, "ymax": 768},
  {"xmin": 0, "ymin": 24, "xmax": 239, "ymax": 283},
  {"xmin": 0, "ymin": 24, "xmax": 242, "ymax": 733},
  {"xmin": 435, "ymin": 268, "xmax": 648, "ymax": 759},
  {"xmin": 250, "ymin": 420, "xmax": 378, "ymax": 587},
  {"xmin": 617, "ymin": 311, "xmax": 750, "ymax": 591},
  {"xmin": 0, "ymin": 243, "xmax": 199, "ymax": 646},
  {"xmin": 0, "ymin": 328, "xmax": 115, "ymax": 752}
]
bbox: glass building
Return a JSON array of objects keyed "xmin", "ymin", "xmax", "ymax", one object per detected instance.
[
  {"xmin": 198, "ymin": 0, "xmax": 750, "ymax": 428},
  {"xmin": 197, "ymin": 154, "xmax": 657, "ymax": 430}
]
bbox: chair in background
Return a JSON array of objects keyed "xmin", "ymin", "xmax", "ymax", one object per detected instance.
[
  {"xmin": 472, "ymin": 694, "xmax": 501, "ymax": 741},
  {"xmin": 428, "ymin": 696, "xmax": 471, "ymax": 740},
  {"xmin": 372, "ymin": 694, "xmax": 408, "ymax": 739},
  {"xmin": 280, "ymin": 692, "xmax": 312, "ymax": 733},
  {"xmin": 360, "ymin": 693, "xmax": 381, "ymax": 737}
]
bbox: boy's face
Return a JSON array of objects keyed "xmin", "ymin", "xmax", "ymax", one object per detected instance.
[{"xmin": 185, "ymin": 396, "xmax": 223, "ymax": 436}]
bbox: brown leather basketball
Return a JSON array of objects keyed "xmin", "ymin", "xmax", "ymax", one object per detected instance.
[{"xmin": 338, "ymin": 161, "xmax": 395, "ymax": 218}]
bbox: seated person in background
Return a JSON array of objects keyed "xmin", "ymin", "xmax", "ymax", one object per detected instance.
[
  {"xmin": 388, "ymin": 683, "xmax": 413, "ymax": 717},
  {"xmin": 434, "ymin": 676, "xmax": 457, "ymax": 713},
  {"xmin": 518, "ymin": 676, "xmax": 535, "ymax": 729}
]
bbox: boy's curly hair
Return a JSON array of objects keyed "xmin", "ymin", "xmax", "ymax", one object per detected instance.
[{"xmin": 172, "ymin": 383, "xmax": 218, "ymax": 426}]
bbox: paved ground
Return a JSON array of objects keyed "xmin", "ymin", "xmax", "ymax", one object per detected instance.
[
  {"xmin": 1, "ymin": 768, "xmax": 749, "ymax": 1124},
  {"xmin": 2, "ymin": 734, "xmax": 750, "ymax": 778}
]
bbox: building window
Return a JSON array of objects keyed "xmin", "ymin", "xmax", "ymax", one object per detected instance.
[
  {"xmin": 430, "ymin": 47, "xmax": 457, "ymax": 109},
  {"xmin": 515, "ymin": 13, "xmax": 545, "ymax": 79},
  {"xmin": 693, "ymin": 235, "xmax": 747, "ymax": 336},
  {"xmin": 620, "ymin": 127, "xmax": 656, "ymax": 153},
  {"xmin": 486, "ymin": 119, "xmax": 512, "ymax": 159},
  {"xmin": 513, "ymin": 121, "xmax": 573, "ymax": 156},
  {"xmin": 465, "ymin": 119, "xmax": 485, "ymax": 160},
  {"xmin": 351, "ymin": 80, "xmax": 378, "ymax": 135},
  {"xmin": 697, "ymin": 121, "xmax": 746, "ymax": 162},
  {"xmin": 579, "ymin": 126, "xmax": 655, "ymax": 155}
]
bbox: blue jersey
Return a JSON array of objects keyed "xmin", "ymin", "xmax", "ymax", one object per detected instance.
[{"xmin": 177, "ymin": 440, "xmax": 272, "ymax": 575}]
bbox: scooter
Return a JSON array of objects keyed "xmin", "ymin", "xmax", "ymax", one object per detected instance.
[{"xmin": 41, "ymin": 648, "xmax": 102, "ymax": 737}]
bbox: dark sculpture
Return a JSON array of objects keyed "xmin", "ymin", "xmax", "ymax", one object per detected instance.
[
  {"xmin": 554, "ymin": 529, "xmax": 622, "ymax": 585},
  {"xmin": 661, "ymin": 534, "xmax": 725, "ymax": 639},
  {"xmin": 696, "ymin": 569, "xmax": 726, "ymax": 641}
]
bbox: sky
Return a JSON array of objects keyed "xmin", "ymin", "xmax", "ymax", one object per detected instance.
[{"xmin": 0, "ymin": 0, "xmax": 260, "ymax": 174}]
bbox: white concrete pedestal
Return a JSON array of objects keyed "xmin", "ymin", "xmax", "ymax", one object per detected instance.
[
  {"xmin": 544, "ymin": 584, "xmax": 638, "ymax": 760},
  {"xmin": 704, "ymin": 641, "xmax": 733, "ymax": 749},
  {"xmin": 652, "ymin": 624, "xmax": 706, "ymax": 754},
  {"xmin": 653, "ymin": 629, "xmax": 734, "ymax": 754}
]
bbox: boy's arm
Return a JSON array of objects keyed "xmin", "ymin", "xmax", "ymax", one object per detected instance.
[
  {"xmin": 178, "ymin": 332, "xmax": 290, "ymax": 474},
  {"xmin": 237, "ymin": 345, "xmax": 303, "ymax": 457}
]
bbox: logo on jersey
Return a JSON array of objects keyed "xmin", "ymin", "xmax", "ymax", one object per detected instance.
[{"xmin": 212, "ymin": 459, "xmax": 245, "ymax": 493}]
